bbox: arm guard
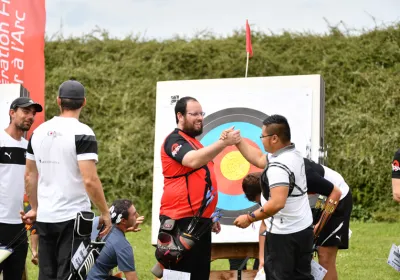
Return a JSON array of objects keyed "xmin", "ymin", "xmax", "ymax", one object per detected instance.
[{"xmin": 314, "ymin": 198, "xmax": 338, "ymax": 240}]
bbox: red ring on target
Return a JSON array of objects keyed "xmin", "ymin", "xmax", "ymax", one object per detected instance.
[{"xmin": 214, "ymin": 138, "xmax": 261, "ymax": 195}]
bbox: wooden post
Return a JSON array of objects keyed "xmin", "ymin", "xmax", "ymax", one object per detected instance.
[
  {"xmin": 210, "ymin": 242, "xmax": 259, "ymax": 280},
  {"xmin": 154, "ymin": 242, "xmax": 259, "ymax": 279}
]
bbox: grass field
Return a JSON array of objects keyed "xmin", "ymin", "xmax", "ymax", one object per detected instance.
[{"xmin": 24, "ymin": 222, "xmax": 400, "ymax": 279}]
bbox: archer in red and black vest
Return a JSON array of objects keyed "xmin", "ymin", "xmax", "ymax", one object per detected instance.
[
  {"xmin": 158, "ymin": 128, "xmax": 219, "ymax": 280},
  {"xmin": 160, "ymin": 128, "xmax": 218, "ymax": 219},
  {"xmin": 155, "ymin": 97, "xmax": 241, "ymax": 280}
]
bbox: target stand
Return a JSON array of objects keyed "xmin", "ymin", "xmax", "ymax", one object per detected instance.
[
  {"xmin": 210, "ymin": 242, "xmax": 259, "ymax": 280},
  {"xmin": 154, "ymin": 243, "xmax": 259, "ymax": 280},
  {"xmin": 152, "ymin": 75, "xmax": 325, "ymax": 279}
]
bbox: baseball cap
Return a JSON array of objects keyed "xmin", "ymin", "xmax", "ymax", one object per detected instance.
[
  {"xmin": 58, "ymin": 80, "xmax": 85, "ymax": 99},
  {"xmin": 10, "ymin": 97, "xmax": 43, "ymax": 112}
]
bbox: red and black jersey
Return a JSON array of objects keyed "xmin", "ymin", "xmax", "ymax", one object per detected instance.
[
  {"xmin": 160, "ymin": 128, "xmax": 218, "ymax": 220},
  {"xmin": 392, "ymin": 149, "xmax": 400, "ymax": 179}
]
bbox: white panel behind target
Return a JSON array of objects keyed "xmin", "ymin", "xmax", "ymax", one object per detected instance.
[{"xmin": 152, "ymin": 75, "xmax": 322, "ymax": 244}]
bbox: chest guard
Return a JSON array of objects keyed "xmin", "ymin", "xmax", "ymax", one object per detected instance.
[{"xmin": 260, "ymin": 162, "xmax": 306, "ymax": 200}]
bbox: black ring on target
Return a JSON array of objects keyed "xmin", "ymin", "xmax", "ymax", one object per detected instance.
[{"xmin": 198, "ymin": 107, "xmax": 268, "ymax": 225}]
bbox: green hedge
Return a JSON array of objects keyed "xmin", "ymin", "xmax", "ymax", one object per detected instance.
[{"xmin": 44, "ymin": 25, "xmax": 400, "ymax": 219}]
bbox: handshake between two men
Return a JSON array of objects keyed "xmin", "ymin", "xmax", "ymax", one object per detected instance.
[
  {"xmin": 219, "ymin": 126, "xmax": 242, "ymax": 145},
  {"xmin": 219, "ymin": 127, "xmax": 265, "ymax": 229}
]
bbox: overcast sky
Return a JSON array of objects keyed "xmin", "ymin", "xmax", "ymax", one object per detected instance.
[{"xmin": 45, "ymin": 0, "xmax": 400, "ymax": 40}]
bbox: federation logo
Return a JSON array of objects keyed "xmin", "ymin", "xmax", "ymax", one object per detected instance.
[
  {"xmin": 47, "ymin": 131, "xmax": 62, "ymax": 137},
  {"xmin": 171, "ymin": 143, "xmax": 182, "ymax": 157},
  {"xmin": 392, "ymin": 160, "xmax": 400, "ymax": 172}
]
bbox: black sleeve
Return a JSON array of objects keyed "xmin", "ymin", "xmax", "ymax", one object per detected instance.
[
  {"xmin": 304, "ymin": 158, "xmax": 324, "ymax": 176},
  {"xmin": 392, "ymin": 149, "xmax": 400, "ymax": 179},
  {"xmin": 306, "ymin": 165, "xmax": 334, "ymax": 196},
  {"xmin": 75, "ymin": 135, "xmax": 98, "ymax": 155},
  {"xmin": 27, "ymin": 134, "xmax": 34, "ymax": 155},
  {"xmin": 164, "ymin": 133, "xmax": 195, "ymax": 164}
]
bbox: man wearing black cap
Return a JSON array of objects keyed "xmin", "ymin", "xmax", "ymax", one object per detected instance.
[
  {"xmin": 21, "ymin": 80, "xmax": 112, "ymax": 280},
  {"xmin": 0, "ymin": 97, "xmax": 42, "ymax": 280}
]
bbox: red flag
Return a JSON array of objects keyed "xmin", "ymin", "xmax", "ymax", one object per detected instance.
[
  {"xmin": 0, "ymin": 0, "xmax": 46, "ymax": 137},
  {"xmin": 246, "ymin": 20, "xmax": 253, "ymax": 57}
]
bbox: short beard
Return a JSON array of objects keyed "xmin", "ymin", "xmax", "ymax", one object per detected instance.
[
  {"xmin": 183, "ymin": 126, "xmax": 203, "ymax": 138},
  {"xmin": 16, "ymin": 122, "xmax": 31, "ymax": 132}
]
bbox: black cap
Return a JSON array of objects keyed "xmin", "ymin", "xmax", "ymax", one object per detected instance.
[
  {"xmin": 10, "ymin": 97, "xmax": 43, "ymax": 112},
  {"xmin": 58, "ymin": 80, "xmax": 85, "ymax": 99}
]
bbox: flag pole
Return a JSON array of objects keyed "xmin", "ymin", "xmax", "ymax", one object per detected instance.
[{"xmin": 245, "ymin": 52, "xmax": 249, "ymax": 78}]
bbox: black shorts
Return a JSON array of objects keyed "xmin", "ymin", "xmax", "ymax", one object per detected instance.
[{"xmin": 316, "ymin": 190, "xmax": 352, "ymax": 249}]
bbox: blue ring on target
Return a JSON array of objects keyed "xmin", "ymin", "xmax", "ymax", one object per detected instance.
[
  {"xmin": 197, "ymin": 107, "xmax": 268, "ymax": 225},
  {"xmin": 200, "ymin": 122, "xmax": 264, "ymax": 151}
]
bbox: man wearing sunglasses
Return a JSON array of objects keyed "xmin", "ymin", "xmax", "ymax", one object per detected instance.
[{"xmin": 232, "ymin": 114, "xmax": 314, "ymax": 280}]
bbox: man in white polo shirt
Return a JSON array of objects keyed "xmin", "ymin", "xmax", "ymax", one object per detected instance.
[
  {"xmin": 21, "ymin": 80, "xmax": 112, "ymax": 280},
  {"xmin": 233, "ymin": 114, "xmax": 314, "ymax": 280},
  {"xmin": 0, "ymin": 97, "xmax": 42, "ymax": 280}
]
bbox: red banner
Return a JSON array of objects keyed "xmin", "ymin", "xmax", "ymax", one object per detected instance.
[{"xmin": 0, "ymin": 0, "xmax": 46, "ymax": 135}]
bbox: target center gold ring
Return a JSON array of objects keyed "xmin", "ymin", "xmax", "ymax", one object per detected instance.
[{"xmin": 220, "ymin": 151, "xmax": 251, "ymax": 181}]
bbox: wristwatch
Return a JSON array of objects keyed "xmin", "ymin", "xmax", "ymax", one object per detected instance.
[{"xmin": 248, "ymin": 211, "xmax": 256, "ymax": 222}]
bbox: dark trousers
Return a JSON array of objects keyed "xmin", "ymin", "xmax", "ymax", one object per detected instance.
[
  {"xmin": 0, "ymin": 223, "xmax": 28, "ymax": 280},
  {"xmin": 265, "ymin": 226, "xmax": 314, "ymax": 280},
  {"xmin": 36, "ymin": 219, "xmax": 83, "ymax": 280},
  {"xmin": 163, "ymin": 217, "xmax": 212, "ymax": 280}
]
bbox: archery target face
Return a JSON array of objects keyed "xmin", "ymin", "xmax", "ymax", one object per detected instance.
[
  {"xmin": 198, "ymin": 108, "xmax": 267, "ymax": 225},
  {"xmin": 152, "ymin": 76, "xmax": 323, "ymax": 244}
]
